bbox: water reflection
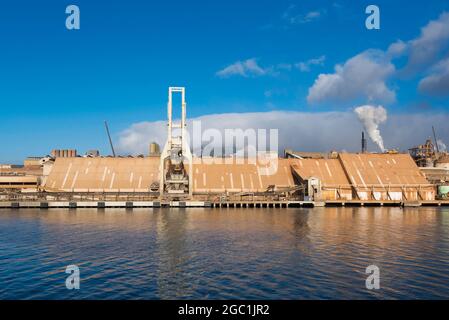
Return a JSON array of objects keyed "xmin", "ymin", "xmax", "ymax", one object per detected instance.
[
  {"xmin": 0, "ymin": 207, "xmax": 448, "ymax": 299},
  {"xmin": 155, "ymin": 209, "xmax": 192, "ymax": 299}
]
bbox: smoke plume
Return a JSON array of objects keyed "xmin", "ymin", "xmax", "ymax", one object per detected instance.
[
  {"xmin": 354, "ymin": 105, "xmax": 388, "ymax": 152},
  {"xmin": 437, "ymin": 139, "xmax": 447, "ymax": 152}
]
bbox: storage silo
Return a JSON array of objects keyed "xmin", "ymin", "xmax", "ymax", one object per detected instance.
[{"xmin": 149, "ymin": 142, "xmax": 160, "ymax": 157}]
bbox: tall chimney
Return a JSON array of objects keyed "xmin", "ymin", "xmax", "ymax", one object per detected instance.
[{"xmin": 361, "ymin": 131, "xmax": 367, "ymax": 153}]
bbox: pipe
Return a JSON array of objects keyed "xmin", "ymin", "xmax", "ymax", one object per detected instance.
[{"xmin": 433, "ymin": 126, "xmax": 440, "ymax": 154}]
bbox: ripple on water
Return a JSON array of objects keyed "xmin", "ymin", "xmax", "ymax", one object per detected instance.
[{"xmin": 0, "ymin": 207, "xmax": 449, "ymax": 299}]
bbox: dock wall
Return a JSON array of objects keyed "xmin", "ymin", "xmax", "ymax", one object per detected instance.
[{"xmin": 1, "ymin": 200, "xmax": 449, "ymax": 209}]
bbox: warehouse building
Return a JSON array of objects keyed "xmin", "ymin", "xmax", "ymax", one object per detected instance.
[{"xmin": 43, "ymin": 152, "xmax": 435, "ymax": 202}]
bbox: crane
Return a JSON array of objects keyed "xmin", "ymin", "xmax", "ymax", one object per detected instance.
[{"xmin": 104, "ymin": 121, "xmax": 116, "ymax": 157}]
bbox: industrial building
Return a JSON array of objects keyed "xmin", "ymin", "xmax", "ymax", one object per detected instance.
[
  {"xmin": 40, "ymin": 152, "xmax": 434, "ymax": 203},
  {"xmin": 1, "ymin": 152, "xmax": 441, "ymax": 208},
  {"xmin": 44, "ymin": 157, "xmax": 297, "ymax": 194},
  {"xmin": 408, "ymin": 136, "xmax": 449, "ymax": 199},
  {"xmin": 0, "ymin": 164, "xmax": 41, "ymax": 191},
  {"xmin": 0, "ymin": 87, "xmax": 447, "ymax": 207}
]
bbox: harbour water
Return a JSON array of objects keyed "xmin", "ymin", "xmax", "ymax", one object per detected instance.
[{"xmin": 1, "ymin": 207, "xmax": 449, "ymax": 299}]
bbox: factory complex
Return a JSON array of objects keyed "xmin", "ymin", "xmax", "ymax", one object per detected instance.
[{"xmin": 1, "ymin": 88, "xmax": 449, "ymax": 208}]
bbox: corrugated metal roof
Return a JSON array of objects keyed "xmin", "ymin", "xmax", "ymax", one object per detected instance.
[
  {"xmin": 290, "ymin": 159, "xmax": 351, "ymax": 186},
  {"xmin": 44, "ymin": 154, "xmax": 432, "ymax": 194},
  {"xmin": 45, "ymin": 157, "xmax": 297, "ymax": 192},
  {"xmin": 192, "ymin": 158, "xmax": 295, "ymax": 192},
  {"xmin": 286, "ymin": 151, "xmax": 327, "ymax": 159},
  {"xmin": 45, "ymin": 157, "xmax": 160, "ymax": 192},
  {"xmin": 338, "ymin": 153, "xmax": 429, "ymax": 188}
]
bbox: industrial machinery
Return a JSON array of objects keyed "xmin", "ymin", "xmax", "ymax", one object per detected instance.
[
  {"xmin": 104, "ymin": 121, "xmax": 116, "ymax": 157},
  {"xmin": 409, "ymin": 127, "xmax": 448, "ymax": 167},
  {"xmin": 159, "ymin": 87, "xmax": 193, "ymax": 199},
  {"xmin": 438, "ymin": 185, "xmax": 449, "ymax": 199},
  {"xmin": 409, "ymin": 139, "xmax": 436, "ymax": 167}
]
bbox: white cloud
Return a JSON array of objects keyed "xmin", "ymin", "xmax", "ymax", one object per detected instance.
[
  {"xmin": 307, "ymin": 50, "xmax": 396, "ymax": 104},
  {"xmin": 264, "ymin": 88, "xmax": 287, "ymax": 98},
  {"xmin": 282, "ymin": 5, "xmax": 322, "ymax": 25},
  {"xmin": 291, "ymin": 11, "xmax": 321, "ymax": 24},
  {"xmin": 116, "ymin": 120, "xmax": 167, "ymax": 156},
  {"xmin": 386, "ymin": 40, "xmax": 408, "ymax": 58},
  {"xmin": 116, "ymin": 110, "xmax": 449, "ymax": 155},
  {"xmin": 405, "ymin": 12, "xmax": 449, "ymax": 72},
  {"xmin": 305, "ymin": 12, "xmax": 449, "ymax": 103},
  {"xmin": 296, "ymin": 55, "xmax": 326, "ymax": 72},
  {"xmin": 216, "ymin": 57, "xmax": 326, "ymax": 79},
  {"xmin": 216, "ymin": 58, "xmax": 269, "ymax": 78},
  {"xmin": 419, "ymin": 57, "xmax": 449, "ymax": 96}
]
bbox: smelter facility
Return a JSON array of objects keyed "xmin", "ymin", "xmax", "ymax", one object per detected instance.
[{"xmin": 1, "ymin": 87, "xmax": 448, "ymax": 208}]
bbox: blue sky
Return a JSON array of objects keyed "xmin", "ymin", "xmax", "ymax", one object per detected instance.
[{"xmin": 1, "ymin": 0, "xmax": 449, "ymax": 162}]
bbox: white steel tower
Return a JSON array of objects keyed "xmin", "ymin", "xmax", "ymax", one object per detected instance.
[{"xmin": 159, "ymin": 87, "xmax": 193, "ymax": 198}]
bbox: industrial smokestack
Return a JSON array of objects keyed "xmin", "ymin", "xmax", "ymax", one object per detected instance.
[
  {"xmin": 354, "ymin": 105, "xmax": 387, "ymax": 152},
  {"xmin": 433, "ymin": 126, "xmax": 440, "ymax": 154},
  {"xmin": 361, "ymin": 131, "xmax": 367, "ymax": 153}
]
